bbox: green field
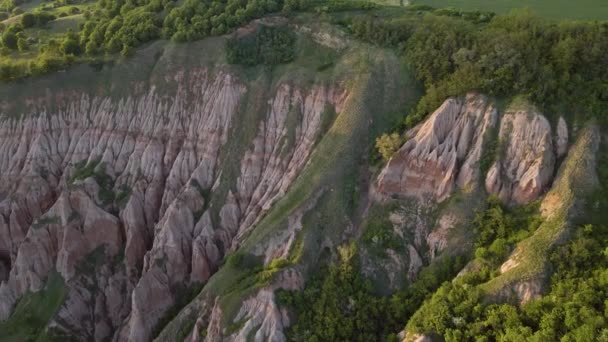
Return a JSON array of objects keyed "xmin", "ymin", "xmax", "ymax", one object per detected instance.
[{"xmin": 410, "ymin": 0, "xmax": 608, "ymax": 20}]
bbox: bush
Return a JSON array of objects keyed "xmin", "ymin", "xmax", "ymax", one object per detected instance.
[
  {"xmin": 60, "ymin": 33, "xmax": 80, "ymax": 55},
  {"xmin": 1, "ymin": 29, "xmax": 18, "ymax": 49},
  {"xmin": 17, "ymin": 37, "xmax": 27, "ymax": 51},
  {"xmin": 21, "ymin": 11, "xmax": 55, "ymax": 28},
  {"xmin": 375, "ymin": 133, "xmax": 402, "ymax": 161},
  {"xmin": 226, "ymin": 25, "xmax": 296, "ymax": 66},
  {"xmin": 227, "ymin": 252, "xmax": 243, "ymax": 268}
]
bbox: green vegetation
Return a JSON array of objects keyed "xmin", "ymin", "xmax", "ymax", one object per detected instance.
[
  {"xmin": 0, "ymin": 272, "xmax": 67, "ymax": 342},
  {"xmin": 226, "ymin": 24, "xmax": 295, "ymax": 66},
  {"xmin": 69, "ymin": 159, "xmax": 123, "ymax": 207},
  {"xmin": 361, "ymin": 203, "xmax": 403, "ymax": 256},
  {"xmin": 343, "ymin": 8, "xmax": 608, "ymax": 129},
  {"xmin": 31, "ymin": 215, "xmax": 61, "ymax": 229},
  {"xmin": 483, "ymin": 125, "xmax": 600, "ymax": 294},
  {"xmin": 277, "ymin": 243, "xmax": 466, "ymax": 341},
  {"xmin": 410, "ymin": 0, "xmax": 608, "ymax": 20},
  {"xmin": 0, "ymin": 0, "xmax": 374, "ymax": 81},
  {"xmin": 405, "ymin": 138, "xmax": 608, "ymax": 341},
  {"xmin": 375, "ymin": 132, "xmax": 402, "ymax": 161},
  {"xmin": 152, "ymin": 283, "xmax": 204, "ymax": 339},
  {"xmin": 276, "ymin": 198, "xmax": 548, "ymax": 341},
  {"xmin": 406, "ymin": 222, "xmax": 608, "ymax": 341},
  {"xmin": 478, "ymin": 124, "xmax": 499, "ymax": 177},
  {"xmin": 473, "ymin": 197, "xmax": 542, "ymax": 268}
]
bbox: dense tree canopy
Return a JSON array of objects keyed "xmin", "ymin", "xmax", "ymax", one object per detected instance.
[{"xmin": 345, "ymin": 8, "xmax": 608, "ymax": 126}]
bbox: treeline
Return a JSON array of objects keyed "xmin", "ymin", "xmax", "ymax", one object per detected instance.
[
  {"xmin": 276, "ymin": 243, "xmax": 466, "ymax": 341},
  {"xmin": 226, "ymin": 24, "xmax": 295, "ymax": 65},
  {"xmin": 344, "ymin": 9, "xmax": 608, "ymax": 126},
  {"xmin": 407, "ymin": 222, "xmax": 608, "ymax": 341},
  {"xmin": 407, "ymin": 154, "xmax": 608, "ymax": 342},
  {"xmin": 277, "ymin": 193, "xmax": 607, "ymax": 341},
  {"xmin": 0, "ymin": 0, "xmax": 370, "ymax": 81}
]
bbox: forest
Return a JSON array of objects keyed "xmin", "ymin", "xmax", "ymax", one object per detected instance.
[{"xmin": 342, "ymin": 7, "xmax": 608, "ymax": 128}]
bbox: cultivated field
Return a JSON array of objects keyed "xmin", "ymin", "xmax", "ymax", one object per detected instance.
[{"xmin": 410, "ymin": 0, "xmax": 608, "ymax": 20}]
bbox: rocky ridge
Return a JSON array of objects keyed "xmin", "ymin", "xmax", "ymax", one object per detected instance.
[{"xmin": 0, "ymin": 62, "xmax": 346, "ymax": 341}]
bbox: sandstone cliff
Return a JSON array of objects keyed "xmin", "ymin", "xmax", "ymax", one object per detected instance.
[{"xmin": 0, "ymin": 28, "xmax": 352, "ymax": 341}]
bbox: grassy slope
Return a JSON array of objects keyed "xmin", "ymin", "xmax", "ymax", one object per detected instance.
[
  {"xmin": 0, "ymin": 272, "xmax": 67, "ymax": 342},
  {"xmin": 410, "ymin": 0, "xmax": 608, "ymax": 20},
  {"xmin": 482, "ymin": 123, "xmax": 600, "ymax": 297},
  {"xmin": 215, "ymin": 48, "xmax": 405, "ymax": 325},
  {"xmin": 156, "ymin": 29, "xmax": 420, "ymax": 339}
]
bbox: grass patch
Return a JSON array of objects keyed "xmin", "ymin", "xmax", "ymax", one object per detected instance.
[
  {"xmin": 152, "ymin": 283, "xmax": 204, "ymax": 339},
  {"xmin": 31, "ymin": 215, "xmax": 60, "ymax": 229},
  {"xmin": 69, "ymin": 159, "xmax": 119, "ymax": 207},
  {"xmin": 482, "ymin": 124, "xmax": 600, "ymax": 296},
  {"xmin": 361, "ymin": 202, "xmax": 403, "ymax": 257},
  {"xmin": 409, "ymin": 0, "xmax": 608, "ymax": 20},
  {"xmin": 0, "ymin": 272, "xmax": 67, "ymax": 342}
]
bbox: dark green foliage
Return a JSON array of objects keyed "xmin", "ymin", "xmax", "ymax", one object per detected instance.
[
  {"xmin": 361, "ymin": 203, "xmax": 402, "ymax": 256},
  {"xmin": 69, "ymin": 159, "xmax": 119, "ymax": 207},
  {"xmin": 344, "ymin": 10, "xmax": 608, "ymax": 127},
  {"xmin": 277, "ymin": 244, "xmax": 466, "ymax": 341},
  {"xmin": 474, "ymin": 197, "xmax": 542, "ymax": 249},
  {"xmin": 152, "ymin": 283, "xmax": 204, "ymax": 339},
  {"xmin": 465, "ymin": 196, "xmax": 544, "ymax": 282},
  {"xmin": 478, "ymin": 125, "xmax": 499, "ymax": 177},
  {"xmin": 1, "ymin": 24, "xmax": 21, "ymax": 50},
  {"xmin": 226, "ymin": 251, "xmax": 246, "ymax": 269},
  {"xmin": 21, "ymin": 11, "xmax": 56, "ymax": 28},
  {"xmin": 277, "ymin": 243, "xmax": 386, "ymax": 341},
  {"xmin": 0, "ymin": 272, "xmax": 67, "ymax": 341},
  {"xmin": 407, "ymin": 222, "xmax": 608, "ymax": 341},
  {"xmin": 226, "ymin": 25, "xmax": 295, "ymax": 66},
  {"xmin": 60, "ymin": 32, "xmax": 81, "ymax": 55}
]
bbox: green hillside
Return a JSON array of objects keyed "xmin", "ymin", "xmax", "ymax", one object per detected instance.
[{"xmin": 410, "ymin": 0, "xmax": 608, "ymax": 20}]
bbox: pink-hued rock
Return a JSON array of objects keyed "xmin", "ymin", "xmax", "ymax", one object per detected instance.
[
  {"xmin": 0, "ymin": 66, "xmax": 346, "ymax": 341},
  {"xmin": 485, "ymin": 108, "xmax": 555, "ymax": 205},
  {"xmin": 377, "ymin": 93, "xmax": 497, "ymax": 202}
]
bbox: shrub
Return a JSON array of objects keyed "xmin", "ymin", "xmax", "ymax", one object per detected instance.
[
  {"xmin": 375, "ymin": 133, "xmax": 402, "ymax": 161},
  {"xmin": 226, "ymin": 25, "xmax": 296, "ymax": 66},
  {"xmin": 16, "ymin": 37, "xmax": 27, "ymax": 51}
]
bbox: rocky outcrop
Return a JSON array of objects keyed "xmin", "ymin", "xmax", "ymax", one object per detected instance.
[
  {"xmin": 484, "ymin": 108, "xmax": 555, "ymax": 205},
  {"xmin": 377, "ymin": 93, "xmax": 497, "ymax": 202},
  {"xmin": 486, "ymin": 123, "xmax": 600, "ymax": 304},
  {"xmin": 225, "ymin": 269, "xmax": 303, "ymax": 342},
  {"xmin": 0, "ymin": 63, "xmax": 346, "ymax": 341},
  {"xmin": 379, "ymin": 95, "xmax": 559, "ymax": 207},
  {"xmin": 117, "ymin": 82, "xmax": 345, "ymax": 341}
]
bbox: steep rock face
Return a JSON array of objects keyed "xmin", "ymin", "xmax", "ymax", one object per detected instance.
[
  {"xmin": 484, "ymin": 108, "xmax": 555, "ymax": 205},
  {"xmin": 369, "ymin": 94, "xmax": 497, "ymax": 291},
  {"xmin": 235, "ymin": 83, "xmax": 346, "ymax": 242},
  {"xmin": 0, "ymin": 186, "xmax": 123, "ymax": 321},
  {"xmin": 486, "ymin": 124, "xmax": 600, "ymax": 304},
  {"xmin": 225, "ymin": 269, "xmax": 303, "ymax": 342},
  {"xmin": 0, "ymin": 61, "xmax": 346, "ymax": 341},
  {"xmin": 377, "ymin": 93, "xmax": 497, "ymax": 202},
  {"xmin": 117, "ymin": 83, "xmax": 345, "ymax": 341},
  {"xmin": 372, "ymin": 95, "xmax": 566, "ymax": 308}
]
